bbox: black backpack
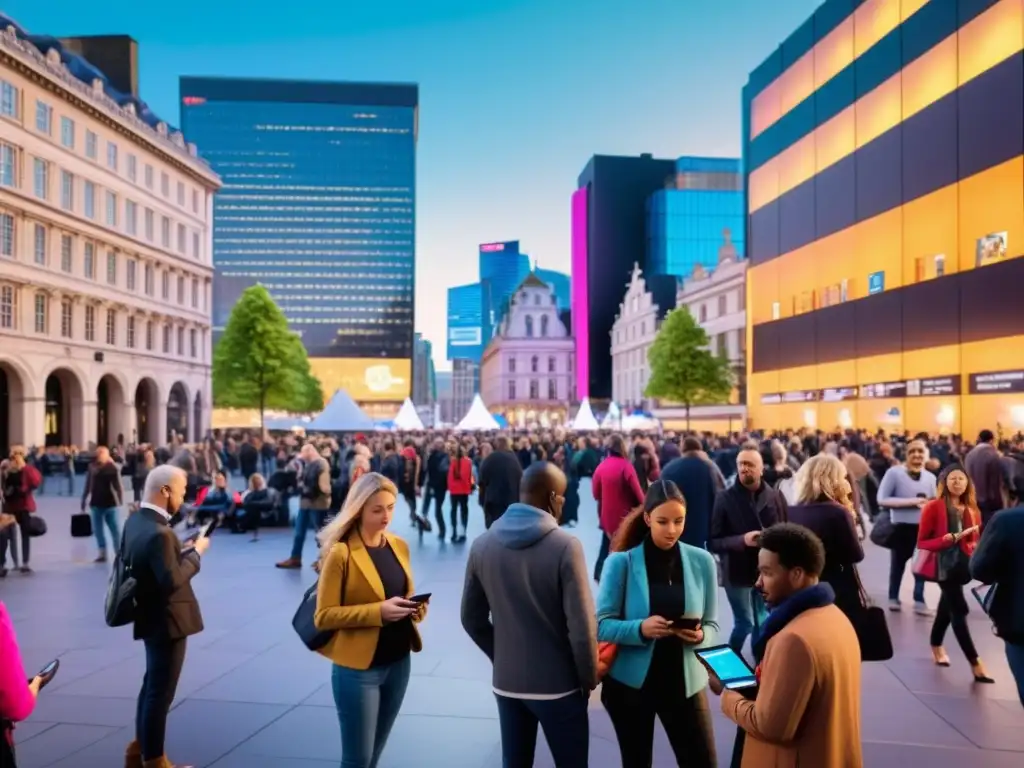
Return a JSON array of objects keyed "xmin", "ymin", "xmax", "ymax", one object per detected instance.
[{"xmin": 104, "ymin": 529, "xmax": 137, "ymax": 627}]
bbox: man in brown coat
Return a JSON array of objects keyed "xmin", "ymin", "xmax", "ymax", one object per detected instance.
[{"xmin": 708, "ymin": 523, "xmax": 863, "ymax": 768}]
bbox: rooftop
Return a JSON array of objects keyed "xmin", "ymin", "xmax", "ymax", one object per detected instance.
[{"xmin": 179, "ymin": 75, "xmax": 419, "ymax": 108}]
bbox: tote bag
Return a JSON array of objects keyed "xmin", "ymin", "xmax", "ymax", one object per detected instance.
[
  {"xmin": 848, "ymin": 569, "xmax": 894, "ymax": 662},
  {"xmin": 292, "ymin": 581, "xmax": 334, "ymax": 651}
]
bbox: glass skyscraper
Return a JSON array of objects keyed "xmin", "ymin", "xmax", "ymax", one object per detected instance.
[
  {"xmin": 534, "ymin": 267, "xmax": 570, "ymax": 311},
  {"xmin": 446, "ymin": 283, "xmax": 484, "ymax": 362},
  {"xmin": 479, "ymin": 240, "xmax": 529, "ymax": 341},
  {"xmin": 180, "ymin": 76, "xmax": 418, "ymax": 401},
  {"xmin": 645, "ymin": 156, "xmax": 744, "ymax": 279}
]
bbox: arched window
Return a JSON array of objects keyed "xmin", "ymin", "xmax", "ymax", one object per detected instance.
[
  {"xmin": 525, "ymin": 315, "xmax": 534, "ymax": 337},
  {"xmin": 531, "ymin": 355, "xmax": 539, "ymax": 373},
  {"xmin": 540, "ymin": 314, "xmax": 549, "ymax": 337},
  {"xmin": 548, "ymin": 356, "xmax": 556, "ymax": 373}
]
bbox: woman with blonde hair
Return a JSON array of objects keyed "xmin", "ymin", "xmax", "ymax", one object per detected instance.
[
  {"xmin": 786, "ymin": 453, "xmax": 865, "ymax": 619},
  {"xmin": 314, "ymin": 473, "xmax": 427, "ymax": 768}
]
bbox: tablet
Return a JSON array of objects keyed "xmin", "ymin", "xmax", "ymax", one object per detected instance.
[{"xmin": 694, "ymin": 645, "xmax": 758, "ymax": 690}]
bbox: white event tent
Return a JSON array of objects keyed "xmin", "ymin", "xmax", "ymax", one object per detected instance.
[
  {"xmin": 393, "ymin": 398, "xmax": 424, "ymax": 430},
  {"xmin": 307, "ymin": 390, "xmax": 375, "ymax": 432},
  {"xmin": 570, "ymin": 398, "xmax": 600, "ymax": 431},
  {"xmin": 455, "ymin": 394, "xmax": 500, "ymax": 431}
]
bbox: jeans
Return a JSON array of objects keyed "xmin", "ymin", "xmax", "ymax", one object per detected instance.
[
  {"xmin": 136, "ymin": 637, "xmax": 186, "ymax": 760},
  {"xmin": 1005, "ymin": 642, "xmax": 1024, "ymax": 707},
  {"xmin": 90, "ymin": 506, "xmax": 120, "ymax": 552},
  {"xmin": 0, "ymin": 512, "xmax": 31, "ymax": 566},
  {"xmin": 594, "ymin": 532, "xmax": 611, "ymax": 582},
  {"xmin": 449, "ymin": 494, "xmax": 469, "ymax": 536},
  {"xmin": 332, "ymin": 656, "xmax": 411, "ymax": 768},
  {"xmin": 724, "ymin": 584, "xmax": 768, "ymax": 654},
  {"xmin": 291, "ymin": 506, "xmax": 325, "ymax": 560},
  {"xmin": 423, "ymin": 487, "xmax": 447, "ymax": 535},
  {"xmin": 930, "ymin": 581, "xmax": 978, "ymax": 663},
  {"xmin": 495, "ymin": 692, "xmax": 589, "ymax": 768},
  {"xmin": 888, "ymin": 522, "xmax": 926, "ymax": 603}
]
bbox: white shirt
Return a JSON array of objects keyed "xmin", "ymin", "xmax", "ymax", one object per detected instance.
[{"xmin": 139, "ymin": 501, "xmax": 173, "ymax": 522}]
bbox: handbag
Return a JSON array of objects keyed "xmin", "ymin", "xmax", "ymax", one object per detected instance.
[
  {"xmin": 911, "ymin": 548, "xmax": 939, "ymax": 582},
  {"xmin": 596, "ymin": 551, "xmax": 631, "ymax": 681},
  {"xmin": 869, "ymin": 510, "xmax": 896, "ymax": 549},
  {"xmin": 104, "ymin": 528, "xmax": 137, "ymax": 627},
  {"xmin": 292, "ymin": 581, "xmax": 334, "ymax": 651},
  {"xmin": 70, "ymin": 513, "xmax": 93, "ymax": 538},
  {"xmin": 849, "ymin": 569, "xmax": 894, "ymax": 662},
  {"xmin": 25, "ymin": 515, "xmax": 46, "ymax": 537}
]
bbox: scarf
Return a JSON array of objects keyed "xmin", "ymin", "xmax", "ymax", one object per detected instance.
[{"xmin": 752, "ymin": 582, "xmax": 836, "ymax": 665}]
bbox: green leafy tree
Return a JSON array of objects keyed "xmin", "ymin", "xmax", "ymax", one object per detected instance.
[
  {"xmin": 212, "ymin": 285, "xmax": 324, "ymax": 430},
  {"xmin": 644, "ymin": 307, "xmax": 734, "ymax": 430}
]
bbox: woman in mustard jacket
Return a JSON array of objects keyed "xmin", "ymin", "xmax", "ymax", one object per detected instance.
[{"xmin": 314, "ymin": 473, "xmax": 428, "ymax": 768}]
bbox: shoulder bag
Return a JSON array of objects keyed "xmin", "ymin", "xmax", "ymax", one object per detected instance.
[
  {"xmin": 104, "ymin": 527, "xmax": 137, "ymax": 627},
  {"xmin": 847, "ymin": 568, "xmax": 894, "ymax": 662},
  {"xmin": 292, "ymin": 543, "xmax": 348, "ymax": 651},
  {"xmin": 869, "ymin": 510, "xmax": 896, "ymax": 549}
]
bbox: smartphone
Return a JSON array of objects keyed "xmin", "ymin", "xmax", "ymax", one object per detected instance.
[
  {"xmin": 34, "ymin": 659, "xmax": 60, "ymax": 689},
  {"xmin": 694, "ymin": 645, "xmax": 758, "ymax": 690},
  {"xmin": 408, "ymin": 593, "xmax": 432, "ymax": 603},
  {"xmin": 669, "ymin": 616, "xmax": 701, "ymax": 631}
]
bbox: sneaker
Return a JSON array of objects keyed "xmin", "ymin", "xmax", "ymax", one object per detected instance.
[
  {"xmin": 888, "ymin": 599, "xmax": 902, "ymax": 612},
  {"xmin": 914, "ymin": 601, "xmax": 934, "ymax": 617},
  {"xmin": 18, "ymin": 565, "xmax": 31, "ymax": 574}
]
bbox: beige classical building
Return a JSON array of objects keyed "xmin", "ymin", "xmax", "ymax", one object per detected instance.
[
  {"xmin": 610, "ymin": 263, "xmax": 674, "ymax": 409},
  {"xmin": 0, "ymin": 27, "xmax": 220, "ymax": 452}
]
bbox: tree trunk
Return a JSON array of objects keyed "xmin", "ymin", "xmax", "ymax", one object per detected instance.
[
  {"xmin": 259, "ymin": 389, "xmax": 265, "ymax": 434},
  {"xmin": 685, "ymin": 401, "xmax": 691, "ymax": 432}
]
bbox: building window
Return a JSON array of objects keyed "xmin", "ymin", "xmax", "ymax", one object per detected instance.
[
  {"xmin": 60, "ymin": 299, "xmax": 72, "ymax": 339},
  {"xmin": 84, "ymin": 304, "xmax": 95, "ymax": 341},
  {"xmin": 0, "ymin": 285, "xmax": 16, "ymax": 329},
  {"xmin": 508, "ymin": 380, "xmax": 516, "ymax": 400},
  {"xmin": 84, "ymin": 131, "xmax": 98, "ymax": 161},
  {"xmin": 162, "ymin": 324, "xmax": 171, "ymax": 353},
  {"xmin": 0, "ymin": 213, "xmax": 13, "ymax": 257},
  {"xmin": 176, "ymin": 326, "xmax": 184, "ymax": 355},
  {"xmin": 177, "ymin": 275, "xmax": 185, "ymax": 304},
  {"xmin": 105, "ymin": 191, "xmax": 118, "ymax": 227},
  {"xmin": 192, "ymin": 189, "xmax": 199, "ymax": 214},
  {"xmin": 548, "ymin": 379, "xmax": 556, "ymax": 400},
  {"xmin": 126, "ymin": 258, "xmax": 137, "ymax": 291},
  {"xmin": 189, "ymin": 328, "xmax": 197, "ymax": 358},
  {"xmin": 531, "ymin": 355, "xmax": 539, "ymax": 373},
  {"xmin": 934, "ymin": 254, "xmax": 946, "ymax": 277},
  {"xmin": 33, "ymin": 293, "xmax": 47, "ymax": 334},
  {"xmin": 145, "ymin": 320, "xmax": 153, "ymax": 351},
  {"xmin": 126, "ymin": 316, "xmax": 136, "ymax": 349},
  {"xmin": 508, "ymin": 357, "xmax": 516, "ymax": 374},
  {"xmin": 202, "ymin": 281, "xmax": 208, "ymax": 311},
  {"xmin": 60, "ymin": 234, "xmax": 72, "ymax": 273},
  {"xmin": 105, "ymin": 308, "xmax": 116, "ymax": 345},
  {"xmin": 127, "ymin": 154, "xmax": 137, "ymax": 182},
  {"xmin": 106, "ymin": 251, "xmax": 117, "ymax": 285},
  {"xmin": 144, "ymin": 164, "xmax": 153, "ymax": 189},
  {"xmin": 161, "ymin": 172, "xmax": 169, "ymax": 197},
  {"xmin": 529, "ymin": 379, "xmax": 539, "ymax": 399},
  {"xmin": 0, "ymin": 81, "xmax": 18, "ymax": 118},
  {"xmin": 192, "ymin": 232, "xmax": 199, "ymax": 260},
  {"xmin": 718, "ymin": 295, "xmax": 727, "ymax": 316},
  {"xmin": 35, "ymin": 101, "xmax": 52, "ymax": 134},
  {"xmin": 33, "ymin": 224, "xmax": 46, "ymax": 265},
  {"xmin": 0, "ymin": 143, "xmax": 15, "ymax": 188},
  {"xmin": 84, "ymin": 180, "xmax": 95, "ymax": 218},
  {"xmin": 548, "ymin": 356, "xmax": 556, "ymax": 373},
  {"xmin": 161, "ymin": 271, "xmax": 169, "ymax": 300},
  {"xmin": 699, "ymin": 305, "xmax": 707, "ymax": 323},
  {"xmin": 107, "ymin": 142, "xmax": 118, "ymax": 172},
  {"xmin": 540, "ymin": 314, "xmax": 549, "ymax": 337},
  {"xmin": 525, "ymin": 315, "xmax": 534, "ymax": 337},
  {"xmin": 191, "ymin": 278, "xmax": 198, "ymax": 308},
  {"xmin": 177, "ymin": 223, "xmax": 186, "ymax": 254},
  {"xmin": 32, "ymin": 158, "xmax": 48, "ymax": 199},
  {"xmin": 161, "ymin": 216, "xmax": 170, "ymax": 248},
  {"xmin": 58, "ymin": 115, "xmax": 75, "ymax": 148},
  {"xmin": 144, "ymin": 263, "xmax": 154, "ymax": 296},
  {"xmin": 771, "ymin": 301, "xmax": 780, "ymax": 320},
  {"xmin": 145, "ymin": 209, "xmax": 154, "ymax": 241},
  {"xmin": 83, "ymin": 242, "xmax": 95, "ymax": 279},
  {"xmin": 59, "ymin": 170, "xmax": 74, "ymax": 211},
  {"xmin": 125, "ymin": 200, "xmax": 138, "ymax": 236},
  {"xmin": 176, "ymin": 181, "xmax": 185, "ymax": 206}
]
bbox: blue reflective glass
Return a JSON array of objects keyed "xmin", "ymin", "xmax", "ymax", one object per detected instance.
[{"xmin": 645, "ymin": 189, "xmax": 745, "ymax": 278}]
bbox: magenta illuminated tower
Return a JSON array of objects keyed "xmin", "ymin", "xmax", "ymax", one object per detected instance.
[{"xmin": 571, "ymin": 188, "xmax": 590, "ymax": 400}]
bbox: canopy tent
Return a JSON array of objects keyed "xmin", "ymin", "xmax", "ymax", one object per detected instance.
[
  {"xmin": 307, "ymin": 390, "xmax": 375, "ymax": 432},
  {"xmin": 621, "ymin": 412, "xmax": 661, "ymax": 432},
  {"xmin": 570, "ymin": 398, "xmax": 599, "ymax": 431},
  {"xmin": 393, "ymin": 398, "xmax": 424, "ymax": 431},
  {"xmin": 455, "ymin": 394, "xmax": 501, "ymax": 431},
  {"xmin": 264, "ymin": 416, "xmax": 312, "ymax": 432},
  {"xmin": 600, "ymin": 401, "xmax": 622, "ymax": 429}
]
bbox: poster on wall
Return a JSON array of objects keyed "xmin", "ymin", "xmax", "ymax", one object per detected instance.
[
  {"xmin": 969, "ymin": 369, "xmax": 1024, "ymax": 394},
  {"xmin": 976, "ymin": 232, "xmax": 1008, "ymax": 267}
]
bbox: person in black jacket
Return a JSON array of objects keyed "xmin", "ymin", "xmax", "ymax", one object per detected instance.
[
  {"xmin": 121, "ymin": 465, "xmax": 209, "ymax": 768},
  {"xmin": 423, "ymin": 439, "xmax": 451, "ymax": 539},
  {"xmin": 81, "ymin": 446, "xmax": 124, "ymax": 564},
  {"xmin": 478, "ymin": 436, "xmax": 524, "ymax": 529},
  {"xmin": 241, "ymin": 473, "xmax": 277, "ymax": 541}
]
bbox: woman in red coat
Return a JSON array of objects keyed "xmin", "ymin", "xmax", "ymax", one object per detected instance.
[
  {"xmin": 447, "ymin": 445, "xmax": 474, "ymax": 544},
  {"xmin": 916, "ymin": 463, "xmax": 992, "ymax": 682},
  {"xmin": 1, "ymin": 447, "xmax": 42, "ymax": 574},
  {"xmin": 592, "ymin": 435, "xmax": 645, "ymax": 581}
]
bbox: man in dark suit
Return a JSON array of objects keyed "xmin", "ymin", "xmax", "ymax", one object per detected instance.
[
  {"xmin": 478, "ymin": 435, "xmax": 524, "ymax": 529},
  {"xmin": 122, "ymin": 465, "xmax": 208, "ymax": 768}
]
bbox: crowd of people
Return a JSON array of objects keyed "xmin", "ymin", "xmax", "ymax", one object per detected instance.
[{"xmin": 1, "ymin": 424, "xmax": 1024, "ymax": 767}]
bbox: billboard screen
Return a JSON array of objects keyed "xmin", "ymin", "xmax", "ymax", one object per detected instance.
[{"xmin": 308, "ymin": 358, "xmax": 411, "ymax": 402}]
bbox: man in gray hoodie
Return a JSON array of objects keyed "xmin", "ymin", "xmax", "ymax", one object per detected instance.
[{"xmin": 461, "ymin": 462, "xmax": 597, "ymax": 768}]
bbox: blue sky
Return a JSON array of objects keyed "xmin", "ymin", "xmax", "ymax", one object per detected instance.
[{"xmin": 6, "ymin": 0, "xmax": 821, "ymax": 369}]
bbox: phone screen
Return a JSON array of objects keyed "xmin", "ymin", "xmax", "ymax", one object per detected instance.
[
  {"xmin": 36, "ymin": 659, "xmax": 59, "ymax": 689},
  {"xmin": 669, "ymin": 616, "xmax": 701, "ymax": 631},
  {"xmin": 696, "ymin": 646, "xmax": 757, "ymax": 689},
  {"xmin": 409, "ymin": 593, "xmax": 432, "ymax": 603},
  {"xmin": 199, "ymin": 518, "xmax": 217, "ymax": 538}
]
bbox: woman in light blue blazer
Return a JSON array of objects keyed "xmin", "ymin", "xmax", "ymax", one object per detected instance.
[{"xmin": 596, "ymin": 479, "xmax": 719, "ymax": 768}]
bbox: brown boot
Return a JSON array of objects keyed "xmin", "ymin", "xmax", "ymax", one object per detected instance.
[
  {"xmin": 125, "ymin": 740, "xmax": 142, "ymax": 768},
  {"xmin": 275, "ymin": 557, "xmax": 301, "ymax": 569},
  {"xmin": 142, "ymin": 757, "xmax": 194, "ymax": 768}
]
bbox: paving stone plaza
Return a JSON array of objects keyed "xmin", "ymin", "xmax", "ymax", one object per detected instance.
[{"xmin": 4, "ymin": 481, "xmax": 1024, "ymax": 767}]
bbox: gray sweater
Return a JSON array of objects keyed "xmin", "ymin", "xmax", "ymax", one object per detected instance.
[
  {"xmin": 877, "ymin": 465, "xmax": 937, "ymax": 524},
  {"xmin": 461, "ymin": 503, "xmax": 598, "ymax": 696}
]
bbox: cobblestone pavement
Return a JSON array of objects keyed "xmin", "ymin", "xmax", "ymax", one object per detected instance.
[{"xmin": 4, "ymin": 479, "xmax": 1024, "ymax": 766}]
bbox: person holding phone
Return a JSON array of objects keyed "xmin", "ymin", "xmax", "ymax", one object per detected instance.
[
  {"xmin": 0, "ymin": 590, "xmax": 45, "ymax": 767},
  {"xmin": 595, "ymin": 479, "xmax": 720, "ymax": 767},
  {"xmin": 313, "ymin": 473, "xmax": 426, "ymax": 768},
  {"xmin": 916, "ymin": 465, "xmax": 993, "ymax": 683}
]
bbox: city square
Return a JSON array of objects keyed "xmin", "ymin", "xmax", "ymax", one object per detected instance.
[{"xmin": 3, "ymin": 485, "xmax": 1023, "ymax": 768}]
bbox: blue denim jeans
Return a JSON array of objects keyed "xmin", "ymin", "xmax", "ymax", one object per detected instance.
[
  {"xmin": 724, "ymin": 584, "xmax": 768, "ymax": 654},
  {"xmin": 1005, "ymin": 642, "xmax": 1024, "ymax": 707},
  {"xmin": 290, "ymin": 507, "xmax": 325, "ymax": 561},
  {"xmin": 332, "ymin": 656, "xmax": 411, "ymax": 768},
  {"xmin": 90, "ymin": 506, "xmax": 120, "ymax": 552},
  {"xmin": 495, "ymin": 691, "xmax": 589, "ymax": 768}
]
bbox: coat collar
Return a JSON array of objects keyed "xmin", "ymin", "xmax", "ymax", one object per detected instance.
[
  {"xmin": 347, "ymin": 531, "xmax": 412, "ymax": 601},
  {"xmin": 628, "ymin": 541, "xmax": 698, "ymax": 614}
]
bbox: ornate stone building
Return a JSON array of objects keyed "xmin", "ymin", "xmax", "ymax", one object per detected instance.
[
  {"xmin": 610, "ymin": 263, "xmax": 676, "ymax": 408},
  {"xmin": 479, "ymin": 273, "xmax": 575, "ymax": 428},
  {"xmin": 0, "ymin": 25, "xmax": 220, "ymax": 452}
]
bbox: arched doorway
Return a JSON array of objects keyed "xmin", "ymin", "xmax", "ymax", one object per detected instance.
[
  {"xmin": 0, "ymin": 363, "xmax": 26, "ymax": 456},
  {"xmin": 96, "ymin": 375, "xmax": 127, "ymax": 448},
  {"xmin": 44, "ymin": 368, "xmax": 85, "ymax": 447},
  {"xmin": 134, "ymin": 378, "xmax": 160, "ymax": 445},
  {"xmin": 192, "ymin": 391, "xmax": 203, "ymax": 443},
  {"xmin": 166, "ymin": 382, "xmax": 189, "ymax": 443}
]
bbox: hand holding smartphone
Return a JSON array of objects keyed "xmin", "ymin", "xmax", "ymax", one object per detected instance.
[
  {"xmin": 30, "ymin": 659, "xmax": 60, "ymax": 691},
  {"xmin": 668, "ymin": 616, "xmax": 701, "ymax": 631},
  {"xmin": 408, "ymin": 593, "xmax": 432, "ymax": 603}
]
